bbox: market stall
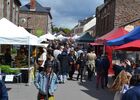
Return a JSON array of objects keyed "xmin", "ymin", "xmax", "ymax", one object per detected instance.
[
  {"xmin": 0, "ymin": 18, "xmax": 39, "ymax": 83},
  {"xmin": 39, "ymin": 32, "xmax": 56, "ymax": 43},
  {"xmin": 90, "ymin": 27, "xmax": 128, "ymax": 75},
  {"xmin": 76, "ymin": 32, "xmax": 95, "ymax": 43},
  {"xmin": 55, "ymin": 34, "xmax": 67, "ymax": 41}
]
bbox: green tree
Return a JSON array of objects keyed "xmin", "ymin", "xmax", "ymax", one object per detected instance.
[
  {"xmin": 52, "ymin": 27, "xmax": 59, "ymax": 33},
  {"xmin": 35, "ymin": 28, "xmax": 44, "ymax": 37},
  {"xmin": 63, "ymin": 28, "xmax": 71, "ymax": 34},
  {"xmin": 53, "ymin": 27, "xmax": 71, "ymax": 34}
]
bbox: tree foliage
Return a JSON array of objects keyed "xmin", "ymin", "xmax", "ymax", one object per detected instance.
[
  {"xmin": 52, "ymin": 27, "xmax": 71, "ymax": 35},
  {"xmin": 52, "ymin": 27, "xmax": 59, "ymax": 33},
  {"xmin": 35, "ymin": 28, "xmax": 44, "ymax": 37}
]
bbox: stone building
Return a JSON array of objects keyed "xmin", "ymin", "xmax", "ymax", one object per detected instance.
[
  {"xmin": 96, "ymin": 0, "xmax": 140, "ymax": 37},
  {"xmin": 0, "ymin": 0, "xmax": 21, "ymax": 25},
  {"xmin": 0, "ymin": 0, "xmax": 21, "ymax": 53},
  {"xmin": 19, "ymin": 0, "xmax": 52, "ymax": 35}
]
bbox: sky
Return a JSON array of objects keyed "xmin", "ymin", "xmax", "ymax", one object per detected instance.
[{"xmin": 21, "ymin": 0, "xmax": 104, "ymax": 29}]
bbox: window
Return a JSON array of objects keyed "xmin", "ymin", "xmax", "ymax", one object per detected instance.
[
  {"xmin": 3, "ymin": 0, "xmax": 7, "ymax": 17},
  {"xmin": 135, "ymin": 0, "xmax": 140, "ymax": 2}
]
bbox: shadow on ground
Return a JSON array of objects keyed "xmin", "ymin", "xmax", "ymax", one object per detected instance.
[
  {"xmin": 78, "ymin": 77, "xmax": 115, "ymax": 100},
  {"xmin": 7, "ymin": 88, "xmax": 12, "ymax": 91}
]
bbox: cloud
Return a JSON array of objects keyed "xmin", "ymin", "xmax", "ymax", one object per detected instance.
[
  {"xmin": 21, "ymin": 0, "xmax": 29, "ymax": 6},
  {"xmin": 20, "ymin": 0, "xmax": 104, "ymax": 29}
]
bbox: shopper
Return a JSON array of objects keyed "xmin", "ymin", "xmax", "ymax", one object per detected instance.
[
  {"xmin": 121, "ymin": 67, "xmax": 140, "ymax": 100},
  {"xmin": 0, "ymin": 80, "xmax": 8, "ymax": 100},
  {"xmin": 109, "ymin": 70, "xmax": 132, "ymax": 100},
  {"xmin": 68, "ymin": 49, "xmax": 77, "ymax": 80},
  {"xmin": 57, "ymin": 49, "xmax": 69, "ymax": 83},
  {"xmin": 95, "ymin": 55, "xmax": 104, "ymax": 89},
  {"xmin": 86, "ymin": 48, "xmax": 97, "ymax": 81},
  {"xmin": 34, "ymin": 62, "xmax": 58, "ymax": 100},
  {"xmin": 100, "ymin": 53, "xmax": 110, "ymax": 87},
  {"xmin": 76, "ymin": 53, "xmax": 86, "ymax": 82}
]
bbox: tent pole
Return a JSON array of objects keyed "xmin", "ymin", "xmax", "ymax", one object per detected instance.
[
  {"xmin": 26, "ymin": 37, "xmax": 31, "ymax": 86},
  {"xmin": 103, "ymin": 45, "xmax": 105, "ymax": 55}
]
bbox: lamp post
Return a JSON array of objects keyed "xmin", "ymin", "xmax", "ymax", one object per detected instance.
[
  {"xmin": 26, "ymin": 17, "xmax": 31, "ymax": 32},
  {"xmin": 19, "ymin": 16, "xmax": 31, "ymax": 32}
]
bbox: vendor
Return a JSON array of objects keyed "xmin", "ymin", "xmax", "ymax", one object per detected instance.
[
  {"xmin": 14, "ymin": 48, "xmax": 27, "ymax": 67},
  {"xmin": 4, "ymin": 48, "xmax": 12, "ymax": 65}
]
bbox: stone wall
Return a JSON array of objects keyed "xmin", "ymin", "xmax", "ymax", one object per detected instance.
[
  {"xmin": 96, "ymin": 0, "xmax": 140, "ymax": 37},
  {"xmin": 96, "ymin": 0, "xmax": 115, "ymax": 36},
  {"xmin": 19, "ymin": 12, "xmax": 48, "ymax": 35},
  {"xmin": 114, "ymin": 0, "xmax": 140, "ymax": 27}
]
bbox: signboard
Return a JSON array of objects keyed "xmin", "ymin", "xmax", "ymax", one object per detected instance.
[
  {"xmin": 5, "ymin": 75, "xmax": 14, "ymax": 82},
  {"xmin": 125, "ymin": 25, "xmax": 134, "ymax": 32}
]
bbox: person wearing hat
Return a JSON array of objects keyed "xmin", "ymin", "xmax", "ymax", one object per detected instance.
[
  {"xmin": 34, "ymin": 61, "xmax": 58, "ymax": 100},
  {"xmin": 37, "ymin": 56, "xmax": 44, "ymax": 73},
  {"xmin": 121, "ymin": 67, "xmax": 140, "ymax": 100}
]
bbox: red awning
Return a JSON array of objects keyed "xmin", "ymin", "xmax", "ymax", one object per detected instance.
[
  {"xmin": 115, "ymin": 40, "xmax": 140, "ymax": 51},
  {"xmin": 95, "ymin": 27, "xmax": 128, "ymax": 44},
  {"xmin": 90, "ymin": 27, "xmax": 128, "ymax": 75}
]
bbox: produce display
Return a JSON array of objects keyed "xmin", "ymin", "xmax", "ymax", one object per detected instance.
[{"xmin": 0, "ymin": 65, "xmax": 20, "ymax": 74}]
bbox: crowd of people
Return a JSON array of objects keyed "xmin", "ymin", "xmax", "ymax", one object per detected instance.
[
  {"xmin": 109, "ymin": 58, "xmax": 140, "ymax": 100},
  {"xmin": 33, "ymin": 39, "xmax": 140, "ymax": 100},
  {"xmin": 33, "ymin": 40, "xmax": 113, "ymax": 100},
  {"xmin": 1, "ymin": 39, "xmax": 140, "ymax": 100}
]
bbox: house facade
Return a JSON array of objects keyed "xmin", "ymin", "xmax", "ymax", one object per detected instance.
[
  {"xmin": 96, "ymin": 0, "xmax": 140, "ymax": 37},
  {"xmin": 19, "ymin": 0, "xmax": 52, "ymax": 35},
  {"xmin": 73, "ymin": 16, "xmax": 96, "ymax": 35},
  {"xmin": 0, "ymin": 0, "xmax": 21, "ymax": 25}
]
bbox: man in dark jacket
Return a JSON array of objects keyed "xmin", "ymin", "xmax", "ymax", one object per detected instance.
[
  {"xmin": 0, "ymin": 80, "xmax": 8, "ymax": 100},
  {"xmin": 101, "ymin": 53, "xmax": 110, "ymax": 87},
  {"xmin": 121, "ymin": 67, "xmax": 140, "ymax": 100},
  {"xmin": 95, "ymin": 56, "xmax": 104, "ymax": 89},
  {"xmin": 57, "ymin": 50, "xmax": 69, "ymax": 83},
  {"xmin": 76, "ymin": 53, "xmax": 86, "ymax": 82}
]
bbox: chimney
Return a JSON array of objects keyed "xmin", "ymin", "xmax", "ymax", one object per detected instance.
[{"xmin": 30, "ymin": 0, "xmax": 36, "ymax": 11}]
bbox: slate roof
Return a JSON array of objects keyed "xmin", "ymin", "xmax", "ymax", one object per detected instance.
[
  {"xmin": 79, "ymin": 16, "xmax": 94, "ymax": 26},
  {"xmin": 20, "ymin": 1, "xmax": 52, "ymax": 18}
]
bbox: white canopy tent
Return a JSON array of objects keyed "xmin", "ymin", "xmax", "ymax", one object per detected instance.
[
  {"xmin": 56, "ymin": 34, "xmax": 67, "ymax": 41},
  {"xmin": 18, "ymin": 26, "xmax": 39, "ymax": 45},
  {"xmin": 0, "ymin": 18, "xmax": 39, "ymax": 45},
  {"xmin": 72, "ymin": 34, "xmax": 80, "ymax": 40},
  {"xmin": 0, "ymin": 18, "xmax": 47, "ymax": 85},
  {"xmin": 39, "ymin": 32, "xmax": 56, "ymax": 42},
  {"xmin": 18, "ymin": 27, "xmax": 49, "ymax": 47}
]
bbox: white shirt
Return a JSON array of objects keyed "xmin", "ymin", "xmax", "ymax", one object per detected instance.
[
  {"xmin": 40, "ymin": 51, "xmax": 47, "ymax": 68},
  {"xmin": 53, "ymin": 49, "xmax": 62, "ymax": 60},
  {"xmin": 77, "ymin": 50, "xmax": 84, "ymax": 57}
]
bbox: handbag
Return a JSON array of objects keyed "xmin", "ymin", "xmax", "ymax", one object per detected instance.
[{"xmin": 48, "ymin": 96, "xmax": 55, "ymax": 100}]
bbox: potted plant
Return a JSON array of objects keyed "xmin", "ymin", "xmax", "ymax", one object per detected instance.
[
  {"xmin": 0, "ymin": 65, "xmax": 21, "ymax": 83},
  {"xmin": 0, "ymin": 65, "xmax": 20, "ymax": 75}
]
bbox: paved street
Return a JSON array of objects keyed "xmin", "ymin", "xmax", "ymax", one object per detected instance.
[{"xmin": 6, "ymin": 73, "xmax": 115, "ymax": 100}]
